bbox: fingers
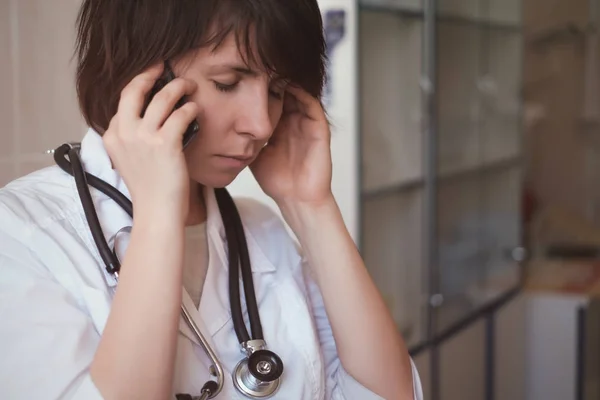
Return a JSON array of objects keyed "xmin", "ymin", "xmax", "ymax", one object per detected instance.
[
  {"xmin": 117, "ymin": 62, "xmax": 165, "ymax": 120},
  {"xmin": 283, "ymin": 90, "xmax": 300, "ymax": 115},
  {"xmin": 285, "ymin": 85, "xmax": 325, "ymax": 121},
  {"xmin": 160, "ymin": 101, "xmax": 200, "ymax": 142},
  {"xmin": 142, "ymin": 78, "xmax": 198, "ymax": 129}
]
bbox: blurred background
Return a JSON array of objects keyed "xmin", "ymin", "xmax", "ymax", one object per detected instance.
[{"xmin": 2, "ymin": 0, "xmax": 600, "ymax": 399}]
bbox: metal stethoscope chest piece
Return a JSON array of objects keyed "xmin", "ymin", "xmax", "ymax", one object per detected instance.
[
  {"xmin": 233, "ymin": 340, "xmax": 284, "ymax": 398},
  {"xmin": 52, "ymin": 142, "xmax": 284, "ymax": 399}
]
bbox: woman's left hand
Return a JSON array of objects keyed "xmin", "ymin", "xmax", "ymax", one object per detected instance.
[{"xmin": 250, "ymin": 85, "xmax": 333, "ymax": 207}]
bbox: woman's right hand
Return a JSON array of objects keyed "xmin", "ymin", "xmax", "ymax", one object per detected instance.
[{"xmin": 102, "ymin": 63, "xmax": 199, "ymax": 222}]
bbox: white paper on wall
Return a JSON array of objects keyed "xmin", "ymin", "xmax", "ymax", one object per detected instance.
[{"xmin": 323, "ymin": 8, "xmax": 346, "ymax": 108}]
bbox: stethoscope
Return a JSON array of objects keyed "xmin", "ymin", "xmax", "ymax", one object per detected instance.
[{"xmin": 52, "ymin": 142, "xmax": 284, "ymax": 399}]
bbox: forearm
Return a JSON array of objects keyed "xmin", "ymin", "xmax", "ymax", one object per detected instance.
[
  {"xmin": 280, "ymin": 197, "xmax": 414, "ymax": 400},
  {"xmin": 90, "ymin": 213, "xmax": 185, "ymax": 400}
]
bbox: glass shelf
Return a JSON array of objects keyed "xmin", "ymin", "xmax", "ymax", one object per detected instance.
[
  {"xmin": 360, "ymin": 11, "xmax": 424, "ymax": 194},
  {"xmin": 435, "ymin": 166, "xmax": 522, "ymax": 333},
  {"xmin": 437, "ymin": 21, "xmax": 483, "ymax": 176},
  {"xmin": 438, "ymin": 0, "xmax": 480, "ymax": 22},
  {"xmin": 481, "ymin": 29, "xmax": 523, "ymax": 164},
  {"xmin": 479, "ymin": 167, "xmax": 522, "ymax": 293},
  {"xmin": 359, "ymin": 0, "xmax": 422, "ymax": 15},
  {"xmin": 361, "ymin": 154, "xmax": 521, "ymax": 199},
  {"xmin": 487, "ymin": 0, "xmax": 522, "ymax": 26},
  {"xmin": 361, "ymin": 187, "xmax": 426, "ymax": 346},
  {"xmin": 358, "ymin": 0, "xmax": 523, "ymax": 350},
  {"xmin": 437, "ymin": 22, "xmax": 522, "ymax": 176},
  {"xmin": 359, "ymin": 0, "xmax": 521, "ymax": 29}
]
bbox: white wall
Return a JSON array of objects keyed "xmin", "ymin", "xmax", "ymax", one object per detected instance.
[{"xmin": 0, "ymin": 0, "xmax": 87, "ymax": 187}]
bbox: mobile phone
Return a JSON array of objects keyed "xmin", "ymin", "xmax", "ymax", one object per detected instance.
[{"xmin": 142, "ymin": 61, "xmax": 199, "ymax": 149}]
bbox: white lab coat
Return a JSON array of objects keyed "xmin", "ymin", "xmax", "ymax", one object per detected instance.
[{"xmin": 0, "ymin": 129, "xmax": 423, "ymax": 400}]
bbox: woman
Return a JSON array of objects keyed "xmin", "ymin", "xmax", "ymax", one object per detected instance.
[{"xmin": 0, "ymin": 1, "xmax": 422, "ymax": 399}]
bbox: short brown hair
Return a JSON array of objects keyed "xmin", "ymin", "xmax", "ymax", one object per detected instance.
[{"xmin": 74, "ymin": 0, "xmax": 327, "ymax": 134}]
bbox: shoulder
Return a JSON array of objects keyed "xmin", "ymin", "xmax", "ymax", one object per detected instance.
[
  {"xmin": 0, "ymin": 166, "xmax": 116, "ymax": 297},
  {"xmin": 0, "ymin": 165, "xmax": 90, "ymax": 284},
  {"xmin": 0, "ymin": 165, "xmax": 79, "ymax": 241}
]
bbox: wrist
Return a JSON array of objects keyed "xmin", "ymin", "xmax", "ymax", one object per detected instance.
[
  {"xmin": 133, "ymin": 200, "xmax": 187, "ymax": 226},
  {"xmin": 278, "ymin": 194, "xmax": 340, "ymax": 240},
  {"xmin": 132, "ymin": 208, "xmax": 186, "ymax": 234}
]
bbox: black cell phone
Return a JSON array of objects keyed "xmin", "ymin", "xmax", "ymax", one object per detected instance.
[{"xmin": 142, "ymin": 61, "xmax": 199, "ymax": 149}]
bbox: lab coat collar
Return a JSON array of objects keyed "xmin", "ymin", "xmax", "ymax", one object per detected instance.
[
  {"xmin": 203, "ymin": 186, "xmax": 277, "ymax": 274},
  {"xmin": 79, "ymin": 128, "xmax": 132, "ymax": 200}
]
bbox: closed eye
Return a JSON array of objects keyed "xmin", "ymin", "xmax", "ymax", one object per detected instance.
[
  {"xmin": 213, "ymin": 79, "xmax": 286, "ymax": 100},
  {"xmin": 214, "ymin": 81, "xmax": 238, "ymax": 92}
]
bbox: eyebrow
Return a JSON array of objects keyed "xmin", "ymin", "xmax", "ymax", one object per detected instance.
[
  {"xmin": 207, "ymin": 62, "xmax": 286, "ymax": 84},
  {"xmin": 208, "ymin": 63, "xmax": 259, "ymax": 76}
]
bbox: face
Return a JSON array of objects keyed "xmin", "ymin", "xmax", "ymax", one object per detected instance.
[{"xmin": 172, "ymin": 34, "xmax": 287, "ymax": 188}]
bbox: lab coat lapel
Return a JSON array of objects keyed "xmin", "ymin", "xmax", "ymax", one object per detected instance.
[
  {"xmin": 178, "ymin": 187, "xmax": 233, "ymax": 343},
  {"xmin": 185, "ymin": 187, "xmax": 279, "ymax": 340},
  {"xmin": 178, "ymin": 286, "xmax": 218, "ymax": 350},
  {"xmin": 177, "ymin": 186, "xmax": 241, "ymax": 345},
  {"xmin": 202, "ymin": 186, "xmax": 278, "ymax": 276}
]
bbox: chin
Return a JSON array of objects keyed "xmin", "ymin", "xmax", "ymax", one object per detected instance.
[{"xmin": 191, "ymin": 170, "xmax": 240, "ymax": 189}]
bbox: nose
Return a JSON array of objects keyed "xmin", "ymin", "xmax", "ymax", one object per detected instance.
[{"xmin": 234, "ymin": 92, "xmax": 273, "ymax": 141}]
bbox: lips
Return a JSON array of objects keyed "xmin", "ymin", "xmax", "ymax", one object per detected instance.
[
  {"xmin": 213, "ymin": 154, "xmax": 254, "ymax": 169},
  {"xmin": 219, "ymin": 154, "xmax": 254, "ymax": 162}
]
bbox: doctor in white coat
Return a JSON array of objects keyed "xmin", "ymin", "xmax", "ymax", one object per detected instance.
[{"xmin": 0, "ymin": 1, "xmax": 423, "ymax": 399}]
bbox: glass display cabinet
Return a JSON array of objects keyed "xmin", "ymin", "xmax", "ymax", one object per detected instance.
[{"xmin": 357, "ymin": 0, "xmax": 524, "ymax": 395}]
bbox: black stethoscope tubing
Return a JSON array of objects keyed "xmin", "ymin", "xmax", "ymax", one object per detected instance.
[
  {"xmin": 214, "ymin": 188, "xmax": 263, "ymax": 342},
  {"xmin": 53, "ymin": 142, "xmax": 265, "ymax": 353}
]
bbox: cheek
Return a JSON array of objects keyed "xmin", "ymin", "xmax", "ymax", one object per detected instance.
[
  {"xmin": 183, "ymin": 107, "xmax": 226, "ymax": 160},
  {"xmin": 193, "ymin": 98, "xmax": 231, "ymax": 146}
]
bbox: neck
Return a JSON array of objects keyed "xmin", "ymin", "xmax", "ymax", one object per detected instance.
[{"xmin": 186, "ymin": 181, "xmax": 207, "ymax": 226}]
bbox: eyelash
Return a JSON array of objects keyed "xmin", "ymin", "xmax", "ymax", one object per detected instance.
[
  {"xmin": 214, "ymin": 81, "xmax": 238, "ymax": 93},
  {"xmin": 213, "ymin": 81, "xmax": 284, "ymax": 100}
]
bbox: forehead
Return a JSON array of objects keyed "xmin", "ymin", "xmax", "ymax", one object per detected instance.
[
  {"xmin": 189, "ymin": 31, "xmax": 285, "ymax": 81},
  {"xmin": 195, "ymin": 33, "xmax": 259, "ymax": 69}
]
